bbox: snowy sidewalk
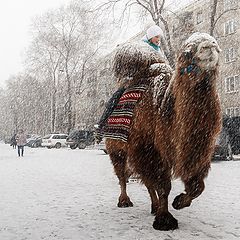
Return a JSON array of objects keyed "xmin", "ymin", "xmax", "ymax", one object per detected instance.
[{"xmin": 0, "ymin": 143, "xmax": 239, "ymax": 240}]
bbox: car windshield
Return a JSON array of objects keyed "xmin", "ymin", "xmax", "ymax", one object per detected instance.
[
  {"xmin": 42, "ymin": 134, "xmax": 51, "ymax": 139},
  {"xmin": 69, "ymin": 131, "xmax": 79, "ymax": 138},
  {"xmin": 69, "ymin": 130, "xmax": 88, "ymax": 138}
]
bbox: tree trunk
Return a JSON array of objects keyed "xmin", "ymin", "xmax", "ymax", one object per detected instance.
[
  {"xmin": 66, "ymin": 72, "xmax": 72, "ymax": 134},
  {"xmin": 51, "ymin": 89, "xmax": 56, "ymax": 133},
  {"xmin": 210, "ymin": 0, "xmax": 218, "ymax": 36}
]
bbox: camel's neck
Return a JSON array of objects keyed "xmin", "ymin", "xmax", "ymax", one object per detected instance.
[
  {"xmin": 171, "ymin": 69, "xmax": 220, "ymax": 126},
  {"xmin": 171, "ymin": 68, "xmax": 221, "ymax": 180},
  {"xmin": 159, "ymin": 69, "xmax": 219, "ymax": 121},
  {"xmin": 174, "ymin": 69, "xmax": 217, "ymax": 98},
  {"xmin": 193, "ymin": 73, "xmax": 214, "ymax": 95}
]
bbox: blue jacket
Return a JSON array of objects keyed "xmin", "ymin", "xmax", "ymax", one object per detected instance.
[{"xmin": 143, "ymin": 39, "xmax": 160, "ymax": 52}]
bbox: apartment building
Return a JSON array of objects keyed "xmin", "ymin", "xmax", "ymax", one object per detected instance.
[{"xmin": 168, "ymin": 0, "xmax": 240, "ymax": 117}]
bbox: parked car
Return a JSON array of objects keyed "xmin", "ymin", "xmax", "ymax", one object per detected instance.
[
  {"xmin": 212, "ymin": 132, "xmax": 233, "ymax": 161},
  {"xmin": 25, "ymin": 134, "xmax": 41, "ymax": 147},
  {"xmin": 231, "ymin": 132, "xmax": 240, "ymax": 155},
  {"xmin": 66, "ymin": 130, "xmax": 95, "ymax": 149},
  {"xmin": 225, "ymin": 116, "xmax": 240, "ymax": 155},
  {"xmin": 26, "ymin": 134, "xmax": 41, "ymax": 141},
  {"xmin": 41, "ymin": 133, "xmax": 68, "ymax": 149},
  {"xmin": 212, "ymin": 115, "xmax": 240, "ymax": 161},
  {"xmin": 26, "ymin": 138, "xmax": 42, "ymax": 148}
]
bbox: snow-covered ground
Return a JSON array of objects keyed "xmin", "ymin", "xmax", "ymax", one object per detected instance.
[{"xmin": 0, "ymin": 143, "xmax": 239, "ymax": 240}]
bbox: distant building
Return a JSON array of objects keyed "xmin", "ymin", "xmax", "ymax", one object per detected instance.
[{"xmin": 167, "ymin": 0, "xmax": 240, "ymax": 117}]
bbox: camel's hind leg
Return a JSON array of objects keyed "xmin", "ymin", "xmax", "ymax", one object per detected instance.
[
  {"xmin": 172, "ymin": 176, "xmax": 205, "ymax": 210},
  {"xmin": 109, "ymin": 150, "xmax": 133, "ymax": 208}
]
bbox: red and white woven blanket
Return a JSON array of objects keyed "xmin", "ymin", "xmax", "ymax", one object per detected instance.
[{"xmin": 102, "ymin": 84, "xmax": 147, "ymax": 142}]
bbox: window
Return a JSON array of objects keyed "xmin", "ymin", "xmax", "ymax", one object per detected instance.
[
  {"xmin": 196, "ymin": 11, "xmax": 203, "ymax": 24},
  {"xmin": 180, "ymin": 11, "xmax": 194, "ymax": 30},
  {"xmin": 60, "ymin": 135, "xmax": 68, "ymax": 139},
  {"xmin": 225, "ymin": 75, "xmax": 239, "ymax": 93},
  {"xmin": 224, "ymin": 0, "xmax": 238, "ymax": 11},
  {"xmin": 182, "ymin": 11, "xmax": 193, "ymax": 23},
  {"xmin": 224, "ymin": 19, "xmax": 237, "ymax": 35},
  {"xmin": 226, "ymin": 107, "xmax": 240, "ymax": 117},
  {"xmin": 225, "ymin": 47, "xmax": 237, "ymax": 63},
  {"xmin": 236, "ymin": 108, "xmax": 240, "ymax": 116},
  {"xmin": 52, "ymin": 135, "xmax": 60, "ymax": 139}
]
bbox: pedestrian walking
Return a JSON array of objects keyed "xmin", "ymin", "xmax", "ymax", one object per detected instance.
[{"xmin": 15, "ymin": 129, "xmax": 27, "ymax": 157}]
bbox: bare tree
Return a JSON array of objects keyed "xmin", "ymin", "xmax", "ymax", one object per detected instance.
[
  {"xmin": 27, "ymin": 1, "xmax": 111, "ymax": 133},
  {"xmin": 26, "ymin": 35, "xmax": 62, "ymax": 133},
  {"xmin": 0, "ymin": 1, "xmax": 120, "ymax": 136},
  {"xmin": 1, "ymin": 73, "xmax": 51, "ymax": 137},
  {"xmin": 209, "ymin": 0, "xmax": 239, "ymax": 36}
]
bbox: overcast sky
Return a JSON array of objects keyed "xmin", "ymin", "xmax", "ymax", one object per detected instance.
[
  {"xmin": 0, "ymin": 0, "xmax": 193, "ymax": 87},
  {"xmin": 0, "ymin": 0, "xmax": 71, "ymax": 87}
]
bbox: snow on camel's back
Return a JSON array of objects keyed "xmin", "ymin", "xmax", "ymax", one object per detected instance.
[{"xmin": 105, "ymin": 32, "xmax": 222, "ymax": 231}]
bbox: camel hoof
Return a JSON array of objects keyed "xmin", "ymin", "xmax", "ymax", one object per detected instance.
[
  {"xmin": 117, "ymin": 200, "xmax": 133, "ymax": 208},
  {"xmin": 153, "ymin": 212, "xmax": 178, "ymax": 231},
  {"xmin": 172, "ymin": 193, "xmax": 191, "ymax": 210}
]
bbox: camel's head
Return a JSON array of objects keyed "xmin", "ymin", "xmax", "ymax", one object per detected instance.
[{"xmin": 179, "ymin": 32, "xmax": 221, "ymax": 72}]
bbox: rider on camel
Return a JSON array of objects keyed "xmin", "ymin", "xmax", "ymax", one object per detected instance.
[{"xmin": 95, "ymin": 25, "xmax": 168, "ymax": 143}]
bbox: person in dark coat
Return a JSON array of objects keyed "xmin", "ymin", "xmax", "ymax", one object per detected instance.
[{"xmin": 10, "ymin": 134, "xmax": 17, "ymax": 149}]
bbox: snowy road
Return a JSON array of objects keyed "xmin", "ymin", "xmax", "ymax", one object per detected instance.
[{"xmin": 0, "ymin": 143, "xmax": 239, "ymax": 240}]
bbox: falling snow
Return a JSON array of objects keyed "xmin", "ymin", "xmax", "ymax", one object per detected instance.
[{"xmin": 0, "ymin": 0, "xmax": 239, "ymax": 239}]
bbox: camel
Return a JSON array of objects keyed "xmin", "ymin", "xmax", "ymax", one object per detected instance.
[{"xmin": 105, "ymin": 32, "xmax": 222, "ymax": 231}]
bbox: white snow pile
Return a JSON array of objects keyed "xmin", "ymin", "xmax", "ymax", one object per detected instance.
[
  {"xmin": 150, "ymin": 63, "xmax": 172, "ymax": 105},
  {"xmin": 117, "ymin": 40, "xmax": 166, "ymax": 64},
  {"xmin": 149, "ymin": 63, "xmax": 172, "ymax": 73}
]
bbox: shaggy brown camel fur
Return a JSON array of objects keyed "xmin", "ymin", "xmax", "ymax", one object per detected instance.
[{"xmin": 106, "ymin": 32, "xmax": 222, "ymax": 231}]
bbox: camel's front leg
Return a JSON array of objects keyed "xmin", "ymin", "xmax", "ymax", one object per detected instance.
[
  {"xmin": 109, "ymin": 151, "xmax": 133, "ymax": 208},
  {"xmin": 118, "ymin": 176, "xmax": 133, "ymax": 207},
  {"xmin": 172, "ymin": 176, "xmax": 205, "ymax": 210},
  {"xmin": 153, "ymin": 179, "xmax": 178, "ymax": 230},
  {"xmin": 146, "ymin": 186, "xmax": 159, "ymax": 215}
]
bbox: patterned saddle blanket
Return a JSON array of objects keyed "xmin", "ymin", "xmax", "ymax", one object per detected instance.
[{"xmin": 100, "ymin": 84, "xmax": 148, "ymax": 142}]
